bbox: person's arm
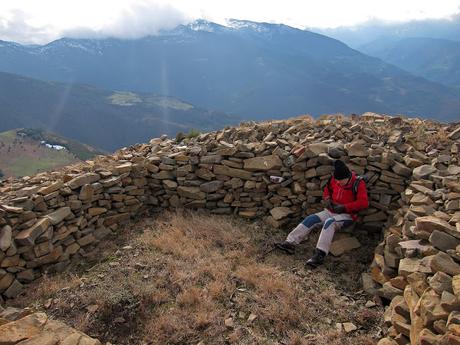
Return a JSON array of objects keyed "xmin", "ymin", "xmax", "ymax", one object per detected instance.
[
  {"xmin": 323, "ymin": 184, "xmax": 331, "ymax": 200},
  {"xmin": 323, "ymin": 177, "xmax": 333, "ymax": 200},
  {"xmin": 323, "ymin": 180, "xmax": 333, "ymax": 209},
  {"xmin": 343, "ymin": 180, "xmax": 369, "ymax": 213}
]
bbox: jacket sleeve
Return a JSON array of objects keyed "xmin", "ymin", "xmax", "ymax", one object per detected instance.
[{"xmin": 343, "ymin": 180, "xmax": 369, "ymax": 213}]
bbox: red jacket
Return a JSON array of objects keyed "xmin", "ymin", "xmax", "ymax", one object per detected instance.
[{"xmin": 322, "ymin": 172, "xmax": 369, "ymax": 220}]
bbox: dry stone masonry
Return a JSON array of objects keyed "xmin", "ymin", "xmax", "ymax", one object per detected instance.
[
  {"xmin": 371, "ymin": 136, "xmax": 460, "ymax": 343},
  {"xmin": 0, "ymin": 112, "xmax": 459, "ymax": 344}
]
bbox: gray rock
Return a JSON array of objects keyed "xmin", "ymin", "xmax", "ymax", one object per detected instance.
[
  {"xmin": 306, "ymin": 143, "xmax": 328, "ymax": 157},
  {"xmin": 213, "ymin": 165, "xmax": 252, "ymax": 180},
  {"xmin": 0, "ymin": 225, "xmax": 12, "ymax": 251},
  {"xmin": 392, "ymin": 161, "xmax": 412, "ymax": 177},
  {"xmin": 377, "ymin": 282, "xmax": 403, "ymax": 300},
  {"xmin": 429, "ymin": 230, "xmax": 460, "ymax": 252},
  {"xmin": 200, "ymin": 181, "xmax": 224, "ymax": 193},
  {"xmin": 66, "ymin": 173, "xmax": 100, "ymax": 189},
  {"xmin": 3, "ymin": 279, "xmax": 23, "ymax": 298},
  {"xmin": 329, "ymin": 237, "xmax": 361, "ymax": 256},
  {"xmin": 177, "ymin": 186, "xmax": 206, "ymax": 200},
  {"xmin": 269, "ymin": 207, "xmax": 293, "ymax": 221},
  {"xmin": 429, "ymin": 271, "xmax": 453, "ymax": 294},
  {"xmin": 430, "ymin": 252, "xmax": 460, "ymax": 276},
  {"xmin": 200, "ymin": 155, "xmax": 223, "ymax": 164},
  {"xmin": 412, "ymin": 165, "xmax": 437, "ymax": 179},
  {"xmin": 45, "ymin": 207, "xmax": 72, "ymax": 225},
  {"xmin": 448, "ymin": 126, "xmax": 460, "ymax": 140},
  {"xmin": 243, "ymin": 155, "xmax": 283, "ymax": 171},
  {"xmin": 15, "ymin": 218, "xmax": 51, "ymax": 246},
  {"xmin": 347, "ymin": 142, "xmax": 368, "ymax": 157}
]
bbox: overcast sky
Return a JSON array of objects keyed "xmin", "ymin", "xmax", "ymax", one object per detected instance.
[{"xmin": 1, "ymin": 0, "xmax": 460, "ymax": 44}]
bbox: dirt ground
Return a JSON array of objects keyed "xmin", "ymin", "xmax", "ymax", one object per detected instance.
[{"xmin": 11, "ymin": 210, "xmax": 384, "ymax": 345}]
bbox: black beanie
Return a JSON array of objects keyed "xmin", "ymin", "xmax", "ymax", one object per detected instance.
[{"xmin": 334, "ymin": 160, "xmax": 351, "ymax": 180}]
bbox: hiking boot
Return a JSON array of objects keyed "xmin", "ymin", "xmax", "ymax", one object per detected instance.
[
  {"xmin": 306, "ymin": 248, "xmax": 326, "ymax": 268},
  {"xmin": 274, "ymin": 241, "xmax": 296, "ymax": 255}
]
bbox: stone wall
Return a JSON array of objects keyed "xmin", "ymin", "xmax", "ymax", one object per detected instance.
[
  {"xmin": 371, "ymin": 149, "xmax": 460, "ymax": 343},
  {"xmin": 0, "ymin": 113, "xmax": 459, "ymax": 343}
]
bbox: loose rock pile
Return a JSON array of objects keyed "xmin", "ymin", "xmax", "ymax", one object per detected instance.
[
  {"xmin": 0, "ymin": 112, "xmax": 459, "ymax": 343},
  {"xmin": 370, "ymin": 153, "xmax": 460, "ymax": 343}
]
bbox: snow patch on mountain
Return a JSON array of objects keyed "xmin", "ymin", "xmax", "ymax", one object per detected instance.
[
  {"xmin": 226, "ymin": 19, "xmax": 271, "ymax": 33},
  {"xmin": 37, "ymin": 39, "xmax": 104, "ymax": 55},
  {"xmin": 188, "ymin": 19, "xmax": 219, "ymax": 32}
]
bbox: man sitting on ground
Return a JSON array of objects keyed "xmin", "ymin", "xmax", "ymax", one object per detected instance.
[{"xmin": 275, "ymin": 159, "xmax": 369, "ymax": 267}]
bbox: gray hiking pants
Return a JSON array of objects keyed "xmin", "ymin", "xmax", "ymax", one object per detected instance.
[{"xmin": 286, "ymin": 209, "xmax": 353, "ymax": 254}]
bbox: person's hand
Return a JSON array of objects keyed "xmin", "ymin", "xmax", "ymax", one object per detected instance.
[
  {"xmin": 324, "ymin": 198, "xmax": 333, "ymax": 209},
  {"xmin": 332, "ymin": 203, "xmax": 346, "ymax": 214}
]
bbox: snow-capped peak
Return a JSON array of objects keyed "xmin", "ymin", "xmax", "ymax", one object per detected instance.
[
  {"xmin": 226, "ymin": 19, "xmax": 270, "ymax": 32},
  {"xmin": 37, "ymin": 38, "xmax": 104, "ymax": 55},
  {"xmin": 188, "ymin": 19, "xmax": 221, "ymax": 32}
]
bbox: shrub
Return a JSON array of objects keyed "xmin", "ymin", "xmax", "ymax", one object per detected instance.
[{"xmin": 186, "ymin": 128, "xmax": 201, "ymax": 139}]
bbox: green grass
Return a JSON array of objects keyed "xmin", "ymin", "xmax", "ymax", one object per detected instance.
[
  {"xmin": 145, "ymin": 95, "xmax": 194, "ymax": 111},
  {"xmin": 16, "ymin": 128, "xmax": 105, "ymax": 161},
  {"xmin": 0, "ymin": 129, "xmax": 102, "ymax": 177},
  {"xmin": 108, "ymin": 91, "xmax": 194, "ymax": 111},
  {"xmin": 0, "ymin": 130, "xmax": 18, "ymax": 141},
  {"xmin": 9, "ymin": 153, "xmax": 75, "ymax": 177},
  {"xmin": 108, "ymin": 91, "xmax": 142, "ymax": 106}
]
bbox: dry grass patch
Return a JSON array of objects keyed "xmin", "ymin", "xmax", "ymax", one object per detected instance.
[
  {"xmin": 18, "ymin": 273, "xmax": 82, "ymax": 306},
  {"xmin": 12, "ymin": 210, "xmax": 383, "ymax": 344}
]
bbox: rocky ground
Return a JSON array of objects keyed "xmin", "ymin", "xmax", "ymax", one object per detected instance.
[{"xmin": 8, "ymin": 210, "xmax": 384, "ymax": 345}]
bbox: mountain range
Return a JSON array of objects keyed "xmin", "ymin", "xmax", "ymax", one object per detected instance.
[
  {"xmin": 0, "ymin": 71, "xmax": 236, "ymax": 151},
  {"xmin": 316, "ymin": 14, "xmax": 460, "ymax": 48},
  {"xmin": 360, "ymin": 37, "xmax": 460, "ymax": 90},
  {"xmin": 1, "ymin": 19, "xmax": 460, "ymax": 122}
]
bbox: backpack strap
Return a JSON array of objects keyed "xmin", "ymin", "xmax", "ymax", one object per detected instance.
[
  {"xmin": 352, "ymin": 176, "xmax": 367, "ymax": 199},
  {"xmin": 326, "ymin": 176, "xmax": 333, "ymax": 196}
]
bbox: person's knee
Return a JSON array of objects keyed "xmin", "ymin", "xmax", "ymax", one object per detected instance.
[
  {"xmin": 301, "ymin": 214, "xmax": 321, "ymax": 228},
  {"xmin": 324, "ymin": 217, "xmax": 336, "ymax": 229}
]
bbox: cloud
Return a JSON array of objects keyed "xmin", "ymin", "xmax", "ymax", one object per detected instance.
[
  {"xmin": 1, "ymin": 0, "xmax": 460, "ymax": 44},
  {"xmin": 0, "ymin": 1, "xmax": 189, "ymax": 44},
  {"xmin": 0, "ymin": 9, "xmax": 53, "ymax": 44},
  {"xmin": 63, "ymin": 2, "xmax": 189, "ymax": 40}
]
